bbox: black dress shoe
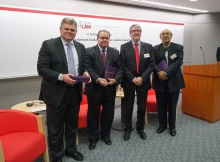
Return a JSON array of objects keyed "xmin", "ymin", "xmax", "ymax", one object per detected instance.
[
  {"xmin": 170, "ymin": 129, "xmax": 176, "ymax": 136},
  {"xmin": 89, "ymin": 142, "xmax": 96, "ymax": 150},
  {"xmin": 123, "ymin": 132, "xmax": 131, "ymax": 141},
  {"xmin": 52, "ymin": 156, "xmax": 62, "ymax": 162},
  {"xmin": 103, "ymin": 138, "xmax": 112, "ymax": 145},
  {"xmin": 156, "ymin": 127, "xmax": 167, "ymax": 134},
  {"xmin": 65, "ymin": 151, "xmax": 84, "ymax": 161},
  {"xmin": 137, "ymin": 131, "xmax": 146, "ymax": 139}
]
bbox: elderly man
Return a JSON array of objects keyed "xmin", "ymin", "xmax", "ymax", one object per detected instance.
[{"xmin": 152, "ymin": 29, "xmax": 185, "ymax": 137}]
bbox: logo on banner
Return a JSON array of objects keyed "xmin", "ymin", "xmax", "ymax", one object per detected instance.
[{"xmin": 78, "ymin": 21, "xmax": 92, "ymax": 29}]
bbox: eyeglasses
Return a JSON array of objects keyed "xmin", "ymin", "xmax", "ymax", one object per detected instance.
[{"xmin": 131, "ymin": 30, "xmax": 141, "ymax": 33}]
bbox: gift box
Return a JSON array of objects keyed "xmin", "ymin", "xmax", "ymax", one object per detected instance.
[
  {"xmin": 157, "ymin": 60, "xmax": 168, "ymax": 71},
  {"xmin": 104, "ymin": 66, "xmax": 117, "ymax": 80},
  {"xmin": 71, "ymin": 75, "xmax": 90, "ymax": 83}
]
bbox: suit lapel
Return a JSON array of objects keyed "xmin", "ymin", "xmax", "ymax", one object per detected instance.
[
  {"xmin": 168, "ymin": 42, "xmax": 174, "ymax": 65},
  {"xmin": 95, "ymin": 45, "xmax": 105, "ymax": 69},
  {"xmin": 74, "ymin": 40, "xmax": 82, "ymax": 74},
  {"xmin": 106, "ymin": 47, "xmax": 111, "ymax": 66},
  {"xmin": 159, "ymin": 44, "xmax": 165, "ymax": 61},
  {"xmin": 128, "ymin": 41, "xmax": 136, "ymax": 60},
  {"xmin": 56, "ymin": 37, "xmax": 68, "ymax": 71}
]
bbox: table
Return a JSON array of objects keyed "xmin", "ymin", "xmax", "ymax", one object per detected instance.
[
  {"xmin": 11, "ymin": 100, "xmax": 46, "ymax": 113},
  {"xmin": 111, "ymin": 87, "xmax": 136, "ymax": 131}
]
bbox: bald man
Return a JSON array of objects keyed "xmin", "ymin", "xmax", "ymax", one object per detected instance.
[{"xmin": 152, "ymin": 29, "xmax": 185, "ymax": 137}]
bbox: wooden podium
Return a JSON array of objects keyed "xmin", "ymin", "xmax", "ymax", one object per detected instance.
[{"xmin": 182, "ymin": 62, "xmax": 220, "ymax": 122}]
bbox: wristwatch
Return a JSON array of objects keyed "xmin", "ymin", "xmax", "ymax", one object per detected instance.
[{"xmin": 59, "ymin": 74, "xmax": 63, "ymax": 81}]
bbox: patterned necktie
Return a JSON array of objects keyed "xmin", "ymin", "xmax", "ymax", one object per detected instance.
[
  {"xmin": 102, "ymin": 49, "xmax": 106, "ymax": 66},
  {"xmin": 164, "ymin": 47, "xmax": 169, "ymax": 65},
  {"xmin": 134, "ymin": 42, "xmax": 140, "ymax": 74},
  {"xmin": 66, "ymin": 43, "xmax": 76, "ymax": 75},
  {"xmin": 165, "ymin": 51, "xmax": 168, "ymax": 65}
]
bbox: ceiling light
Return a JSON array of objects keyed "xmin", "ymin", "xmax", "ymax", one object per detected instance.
[
  {"xmin": 143, "ymin": 1, "xmax": 175, "ymax": 8},
  {"xmin": 130, "ymin": 0, "xmax": 208, "ymax": 13},
  {"xmin": 177, "ymin": 6, "xmax": 208, "ymax": 12}
]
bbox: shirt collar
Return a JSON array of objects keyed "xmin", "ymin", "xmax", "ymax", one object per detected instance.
[
  {"xmin": 61, "ymin": 37, "xmax": 74, "ymax": 46},
  {"xmin": 98, "ymin": 44, "xmax": 107, "ymax": 52},
  {"xmin": 132, "ymin": 40, "xmax": 141, "ymax": 46},
  {"xmin": 163, "ymin": 43, "xmax": 170, "ymax": 49}
]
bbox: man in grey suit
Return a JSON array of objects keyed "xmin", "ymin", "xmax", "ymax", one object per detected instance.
[
  {"xmin": 152, "ymin": 29, "xmax": 185, "ymax": 137},
  {"xmin": 120, "ymin": 24, "xmax": 154, "ymax": 141},
  {"xmin": 37, "ymin": 17, "xmax": 90, "ymax": 162},
  {"xmin": 85, "ymin": 30, "xmax": 123, "ymax": 150}
]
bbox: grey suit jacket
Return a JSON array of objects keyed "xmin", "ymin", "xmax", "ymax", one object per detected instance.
[
  {"xmin": 37, "ymin": 37, "xmax": 86, "ymax": 107},
  {"xmin": 120, "ymin": 41, "xmax": 155, "ymax": 91},
  {"xmin": 152, "ymin": 42, "xmax": 185, "ymax": 93},
  {"xmin": 84, "ymin": 45, "xmax": 123, "ymax": 100}
]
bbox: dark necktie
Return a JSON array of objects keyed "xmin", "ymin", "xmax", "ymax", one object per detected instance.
[
  {"xmin": 102, "ymin": 49, "xmax": 106, "ymax": 66},
  {"xmin": 134, "ymin": 43, "xmax": 140, "ymax": 74},
  {"xmin": 66, "ymin": 43, "xmax": 76, "ymax": 75}
]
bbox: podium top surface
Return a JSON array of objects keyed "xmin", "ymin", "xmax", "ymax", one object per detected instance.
[{"xmin": 183, "ymin": 62, "xmax": 220, "ymax": 77}]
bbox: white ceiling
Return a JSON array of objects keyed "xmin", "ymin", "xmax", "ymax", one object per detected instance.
[{"xmin": 102, "ymin": 0, "xmax": 220, "ymax": 14}]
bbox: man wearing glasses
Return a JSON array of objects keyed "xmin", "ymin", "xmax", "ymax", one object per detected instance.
[{"xmin": 120, "ymin": 24, "xmax": 155, "ymax": 141}]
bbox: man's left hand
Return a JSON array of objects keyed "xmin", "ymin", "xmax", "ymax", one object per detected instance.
[
  {"xmin": 108, "ymin": 78, "xmax": 116, "ymax": 85},
  {"xmin": 83, "ymin": 71, "xmax": 91, "ymax": 83}
]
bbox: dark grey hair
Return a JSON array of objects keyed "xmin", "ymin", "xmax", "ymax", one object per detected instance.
[{"xmin": 129, "ymin": 24, "xmax": 142, "ymax": 33}]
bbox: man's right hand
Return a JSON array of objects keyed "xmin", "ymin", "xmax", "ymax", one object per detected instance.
[
  {"xmin": 157, "ymin": 71, "xmax": 168, "ymax": 81},
  {"xmin": 97, "ymin": 78, "xmax": 108, "ymax": 86},
  {"xmin": 63, "ymin": 74, "xmax": 77, "ymax": 84}
]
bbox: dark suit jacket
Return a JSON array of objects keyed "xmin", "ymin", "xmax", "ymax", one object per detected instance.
[
  {"xmin": 120, "ymin": 41, "xmax": 154, "ymax": 91},
  {"xmin": 84, "ymin": 45, "xmax": 123, "ymax": 100},
  {"xmin": 216, "ymin": 47, "xmax": 220, "ymax": 62},
  {"xmin": 37, "ymin": 37, "xmax": 86, "ymax": 108},
  {"xmin": 152, "ymin": 42, "xmax": 185, "ymax": 93}
]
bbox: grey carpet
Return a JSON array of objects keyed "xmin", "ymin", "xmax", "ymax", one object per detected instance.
[{"xmin": 35, "ymin": 94, "xmax": 220, "ymax": 162}]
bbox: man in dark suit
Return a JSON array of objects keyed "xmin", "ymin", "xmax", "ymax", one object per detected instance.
[
  {"xmin": 37, "ymin": 17, "xmax": 90, "ymax": 162},
  {"xmin": 152, "ymin": 29, "xmax": 185, "ymax": 137},
  {"xmin": 85, "ymin": 30, "xmax": 123, "ymax": 150},
  {"xmin": 120, "ymin": 24, "xmax": 154, "ymax": 141},
  {"xmin": 216, "ymin": 47, "xmax": 220, "ymax": 62}
]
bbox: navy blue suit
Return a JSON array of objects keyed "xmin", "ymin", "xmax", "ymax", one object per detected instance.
[
  {"xmin": 120, "ymin": 41, "xmax": 154, "ymax": 132},
  {"xmin": 152, "ymin": 42, "xmax": 185, "ymax": 130}
]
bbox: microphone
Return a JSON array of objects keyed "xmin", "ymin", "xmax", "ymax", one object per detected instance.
[{"xmin": 200, "ymin": 47, "xmax": 206, "ymax": 65}]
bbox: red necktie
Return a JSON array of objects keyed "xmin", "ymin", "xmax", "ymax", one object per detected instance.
[
  {"xmin": 102, "ymin": 49, "xmax": 106, "ymax": 66},
  {"xmin": 134, "ymin": 43, "xmax": 140, "ymax": 73}
]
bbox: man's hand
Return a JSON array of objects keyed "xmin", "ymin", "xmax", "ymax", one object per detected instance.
[
  {"xmin": 83, "ymin": 71, "xmax": 91, "ymax": 83},
  {"xmin": 97, "ymin": 78, "xmax": 108, "ymax": 86},
  {"xmin": 108, "ymin": 78, "xmax": 116, "ymax": 85},
  {"xmin": 157, "ymin": 71, "xmax": 168, "ymax": 81},
  {"xmin": 63, "ymin": 74, "xmax": 77, "ymax": 84},
  {"xmin": 133, "ymin": 77, "xmax": 143, "ymax": 86}
]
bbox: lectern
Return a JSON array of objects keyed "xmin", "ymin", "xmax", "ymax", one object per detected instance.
[{"xmin": 182, "ymin": 62, "xmax": 220, "ymax": 122}]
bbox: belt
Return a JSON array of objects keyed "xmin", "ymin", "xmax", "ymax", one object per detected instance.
[{"xmin": 67, "ymin": 83, "xmax": 79, "ymax": 87}]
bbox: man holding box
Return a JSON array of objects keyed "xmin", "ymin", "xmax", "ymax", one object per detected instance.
[
  {"xmin": 37, "ymin": 17, "xmax": 90, "ymax": 162},
  {"xmin": 152, "ymin": 29, "xmax": 185, "ymax": 137},
  {"xmin": 85, "ymin": 30, "xmax": 123, "ymax": 150}
]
